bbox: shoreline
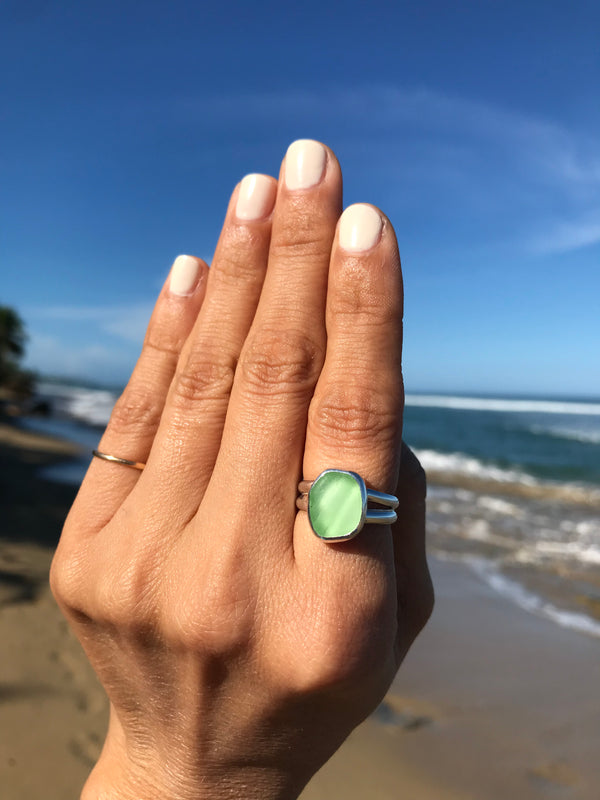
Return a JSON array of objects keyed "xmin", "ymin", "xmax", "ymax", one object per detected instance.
[
  {"xmin": 2, "ymin": 421, "xmax": 600, "ymax": 799},
  {"xmin": 304, "ymin": 557, "xmax": 600, "ymax": 799},
  {"xmin": 0, "ymin": 419, "xmax": 82, "ymax": 457}
]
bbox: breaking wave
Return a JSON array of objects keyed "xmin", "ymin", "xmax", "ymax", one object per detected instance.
[{"xmin": 405, "ymin": 394, "xmax": 600, "ymax": 416}]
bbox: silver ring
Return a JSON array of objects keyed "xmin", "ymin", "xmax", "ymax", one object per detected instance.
[
  {"xmin": 297, "ymin": 469, "xmax": 398, "ymax": 542},
  {"xmin": 92, "ymin": 450, "xmax": 146, "ymax": 471}
]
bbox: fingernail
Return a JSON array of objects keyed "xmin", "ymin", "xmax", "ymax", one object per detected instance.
[
  {"xmin": 169, "ymin": 255, "xmax": 201, "ymax": 296},
  {"xmin": 285, "ymin": 139, "xmax": 326, "ymax": 190},
  {"xmin": 235, "ymin": 174, "xmax": 275, "ymax": 220},
  {"xmin": 338, "ymin": 204, "xmax": 383, "ymax": 252}
]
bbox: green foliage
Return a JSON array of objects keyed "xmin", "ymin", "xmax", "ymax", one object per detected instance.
[
  {"xmin": 0, "ymin": 306, "xmax": 27, "ymax": 360},
  {"xmin": 0, "ymin": 305, "xmax": 36, "ymax": 399}
]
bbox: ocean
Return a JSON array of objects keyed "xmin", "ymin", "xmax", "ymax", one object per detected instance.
[{"xmin": 22, "ymin": 382, "xmax": 600, "ymax": 638}]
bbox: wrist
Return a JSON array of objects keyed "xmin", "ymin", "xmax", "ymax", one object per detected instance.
[
  {"xmin": 83, "ymin": 768, "xmax": 304, "ymax": 800},
  {"xmin": 81, "ymin": 740, "xmax": 306, "ymax": 800}
]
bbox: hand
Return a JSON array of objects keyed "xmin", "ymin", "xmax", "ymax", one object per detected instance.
[{"xmin": 51, "ymin": 140, "xmax": 433, "ymax": 800}]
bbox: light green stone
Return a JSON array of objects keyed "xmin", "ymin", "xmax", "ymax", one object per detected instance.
[{"xmin": 308, "ymin": 470, "xmax": 364, "ymax": 540}]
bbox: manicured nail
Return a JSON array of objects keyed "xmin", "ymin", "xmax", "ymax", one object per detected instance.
[
  {"xmin": 285, "ymin": 139, "xmax": 326, "ymax": 190},
  {"xmin": 338, "ymin": 204, "xmax": 383, "ymax": 252},
  {"xmin": 235, "ymin": 174, "xmax": 275, "ymax": 220},
  {"xmin": 169, "ymin": 255, "xmax": 201, "ymax": 296}
]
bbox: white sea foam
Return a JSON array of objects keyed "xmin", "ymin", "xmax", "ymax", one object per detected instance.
[
  {"xmin": 38, "ymin": 383, "xmax": 118, "ymax": 427},
  {"xmin": 526, "ymin": 541, "xmax": 600, "ymax": 566},
  {"xmin": 528, "ymin": 424, "xmax": 600, "ymax": 445},
  {"xmin": 476, "ymin": 496, "xmax": 523, "ymax": 516},
  {"xmin": 415, "ymin": 448, "xmax": 600, "ymax": 505},
  {"xmin": 575, "ymin": 520, "xmax": 600, "ymax": 536},
  {"xmin": 405, "ymin": 394, "xmax": 600, "ymax": 416},
  {"xmin": 464, "ymin": 519, "xmax": 491, "ymax": 541},
  {"xmin": 414, "ymin": 448, "xmax": 537, "ymax": 485},
  {"xmin": 465, "ymin": 557, "xmax": 600, "ymax": 638},
  {"xmin": 64, "ymin": 389, "xmax": 118, "ymax": 427}
]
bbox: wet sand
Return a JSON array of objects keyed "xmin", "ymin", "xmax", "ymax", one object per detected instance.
[
  {"xmin": 1, "ymin": 420, "xmax": 599, "ymax": 799},
  {"xmin": 304, "ymin": 558, "xmax": 600, "ymax": 799}
]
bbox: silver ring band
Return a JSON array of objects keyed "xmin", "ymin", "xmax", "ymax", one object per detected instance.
[
  {"xmin": 92, "ymin": 450, "xmax": 146, "ymax": 471},
  {"xmin": 298, "ymin": 481, "xmax": 399, "ymax": 510},
  {"xmin": 296, "ymin": 495, "xmax": 397, "ymax": 524}
]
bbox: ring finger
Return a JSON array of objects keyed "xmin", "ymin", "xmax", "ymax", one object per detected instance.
[
  {"xmin": 299, "ymin": 203, "xmax": 404, "ymax": 563},
  {"xmin": 134, "ymin": 174, "xmax": 278, "ymax": 522}
]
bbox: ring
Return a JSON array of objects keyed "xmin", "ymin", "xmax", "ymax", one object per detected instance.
[
  {"xmin": 296, "ymin": 469, "xmax": 398, "ymax": 542},
  {"xmin": 92, "ymin": 450, "xmax": 146, "ymax": 470}
]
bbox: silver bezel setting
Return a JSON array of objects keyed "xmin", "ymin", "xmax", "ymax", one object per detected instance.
[{"xmin": 299, "ymin": 468, "xmax": 400, "ymax": 543}]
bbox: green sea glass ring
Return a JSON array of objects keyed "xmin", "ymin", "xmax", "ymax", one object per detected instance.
[{"xmin": 297, "ymin": 469, "xmax": 399, "ymax": 542}]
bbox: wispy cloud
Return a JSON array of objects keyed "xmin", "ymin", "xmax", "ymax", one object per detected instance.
[
  {"xmin": 530, "ymin": 213, "xmax": 600, "ymax": 254},
  {"xmin": 166, "ymin": 84, "xmax": 600, "ymax": 253},
  {"xmin": 170, "ymin": 83, "xmax": 600, "ymax": 182},
  {"xmin": 24, "ymin": 332, "xmax": 137, "ymax": 383},
  {"xmin": 31, "ymin": 302, "xmax": 154, "ymax": 344},
  {"xmin": 23, "ymin": 302, "xmax": 154, "ymax": 381}
]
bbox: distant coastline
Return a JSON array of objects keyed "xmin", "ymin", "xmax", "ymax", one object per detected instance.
[{"xmin": 34, "ymin": 372, "xmax": 600, "ymax": 403}]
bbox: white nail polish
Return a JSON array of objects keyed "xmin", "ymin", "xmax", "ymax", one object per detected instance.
[
  {"xmin": 169, "ymin": 255, "xmax": 200, "ymax": 296},
  {"xmin": 285, "ymin": 139, "xmax": 326, "ymax": 190},
  {"xmin": 235, "ymin": 174, "xmax": 275, "ymax": 220},
  {"xmin": 338, "ymin": 204, "xmax": 383, "ymax": 252}
]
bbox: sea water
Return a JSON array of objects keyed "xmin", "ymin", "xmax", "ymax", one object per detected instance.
[
  {"xmin": 403, "ymin": 393, "xmax": 600, "ymax": 637},
  {"xmin": 23, "ymin": 384, "xmax": 600, "ymax": 637}
]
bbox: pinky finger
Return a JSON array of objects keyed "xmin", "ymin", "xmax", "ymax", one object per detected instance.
[
  {"xmin": 70, "ymin": 255, "xmax": 208, "ymax": 532},
  {"xmin": 393, "ymin": 443, "xmax": 434, "ymax": 660}
]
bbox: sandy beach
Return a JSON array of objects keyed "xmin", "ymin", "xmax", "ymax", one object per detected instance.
[
  {"xmin": 304, "ymin": 558, "xmax": 600, "ymax": 799},
  {"xmin": 1, "ymin": 420, "xmax": 599, "ymax": 799}
]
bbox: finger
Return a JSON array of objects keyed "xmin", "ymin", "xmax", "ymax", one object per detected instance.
[
  {"xmin": 135, "ymin": 174, "xmax": 278, "ymax": 522},
  {"xmin": 299, "ymin": 203, "xmax": 404, "ymax": 561},
  {"xmin": 207, "ymin": 140, "xmax": 342, "ymax": 553},
  {"xmin": 70, "ymin": 255, "xmax": 208, "ymax": 531},
  {"xmin": 393, "ymin": 443, "xmax": 434, "ymax": 658}
]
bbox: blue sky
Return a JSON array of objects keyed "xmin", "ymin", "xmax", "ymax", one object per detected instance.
[{"xmin": 1, "ymin": 0, "xmax": 599, "ymax": 396}]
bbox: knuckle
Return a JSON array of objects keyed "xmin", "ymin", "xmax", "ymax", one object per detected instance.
[
  {"xmin": 94, "ymin": 565, "xmax": 158, "ymax": 634},
  {"xmin": 415, "ymin": 573, "xmax": 435, "ymax": 632},
  {"xmin": 171, "ymin": 349, "xmax": 236, "ymax": 406},
  {"xmin": 144, "ymin": 328, "xmax": 185, "ymax": 358},
  {"xmin": 269, "ymin": 239, "xmax": 332, "ymax": 266},
  {"xmin": 239, "ymin": 329, "xmax": 323, "ymax": 398},
  {"xmin": 331, "ymin": 271, "xmax": 392, "ymax": 319},
  {"xmin": 108, "ymin": 386, "xmax": 164, "ymax": 437},
  {"xmin": 164, "ymin": 545, "xmax": 255, "ymax": 655},
  {"xmin": 213, "ymin": 255, "xmax": 261, "ymax": 288},
  {"xmin": 168, "ymin": 595, "xmax": 253, "ymax": 656},
  {"xmin": 213, "ymin": 229, "xmax": 268, "ymax": 286},
  {"xmin": 167, "ymin": 585, "xmax": 254, "ymax": 656},
  {"xmin": 288, "ymin": 580, "xmax": 395, "ymax": 693},
  {"xmin": 402, "ymin": 568, "xmax": 435, "ymax": 644},
  {"xmin": 330, "ymin": 256, "xmax": 402, "ymax": 320},
  {"xmin": 50, "ymin": 548, "xmax": 87, "ymax": 615},
  {"xmin": 310, "ymin": 382, "xmax": 400, "ymax": 446},
  {"xmin": 269, "ymin": 209, "xmax": 334, "ymax": 264}
]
